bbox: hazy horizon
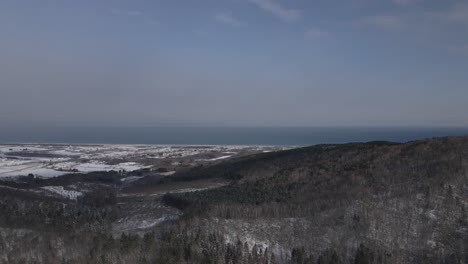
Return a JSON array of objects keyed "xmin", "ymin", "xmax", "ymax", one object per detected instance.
[
  {"xmin": 1, "ymin": 126, "xmax": 468, "ymax": 146},
  {"xmin": 1, "ymin": 0, "xmax": 468, "ymax": 128}
]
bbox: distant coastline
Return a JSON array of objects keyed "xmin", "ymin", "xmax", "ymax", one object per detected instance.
[{"xmin": 1, "ymin": 126, "xmax": 468, "ymax": 146}]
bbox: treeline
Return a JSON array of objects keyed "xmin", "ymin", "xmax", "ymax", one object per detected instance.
[
  {"xmin": 162, "ymin": 137, "xmax": 468, "ymax": 220},
  {"xmin": 139, "ymin": 142, "xmax": 385, "ymax": 186},
  {"xmin": 0, "ymin": 170, "xmax": 123, "ymax": 189},
  {"xmin": 0, "ymin": 222, "xmax": 396, "ymax": 264},
  {"xmin": 0, "ymin": 187, "xmax": 118, "ymax": 232},
  {"xmin": 162, "ymin": 178, "xmax": 294, "ymax": 210}
]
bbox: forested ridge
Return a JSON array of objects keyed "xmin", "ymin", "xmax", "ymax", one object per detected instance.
[{"xmin": 0, "ymin": 136, "xmax": 467, "ymax": 263}]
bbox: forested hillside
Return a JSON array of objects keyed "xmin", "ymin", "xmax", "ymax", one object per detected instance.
[
  {"xmin": 163, "ymin": 137, "xmax": 467, "ymax": 263},
  {"xmin": 0, "ymin": 136, "xmax": 467, "ymax": 263}
]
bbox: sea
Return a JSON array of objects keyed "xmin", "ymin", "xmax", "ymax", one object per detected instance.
[{"xmin": 1, "ymin": 127, "xmax": 468, "ymax": 146}]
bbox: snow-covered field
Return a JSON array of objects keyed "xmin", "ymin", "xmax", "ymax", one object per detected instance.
[
  {"xmin": 0, "ymin": 158, "xmax": 69, "ymax": 177},
  {"xmin": 0, "ymin": 158, "xmax": 149, "ymax": 178},
  {"xmin": 0, "ymin": 144, "xmax": 288, "ymax": 178}
]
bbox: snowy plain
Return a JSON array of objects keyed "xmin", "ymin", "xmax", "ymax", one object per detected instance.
[{"xmin": 0, "ymin": 144, "xmax": 287, "ymax": 178}]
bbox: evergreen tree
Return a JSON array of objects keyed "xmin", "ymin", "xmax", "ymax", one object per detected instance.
[{"xmin": 354, "ymin": 244, "xmax": 370, "ymax": 264}]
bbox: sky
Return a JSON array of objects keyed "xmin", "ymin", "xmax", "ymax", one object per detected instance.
[{"xmin": 0, "ymin": 0, "xmax": 467, "ymax": 128}]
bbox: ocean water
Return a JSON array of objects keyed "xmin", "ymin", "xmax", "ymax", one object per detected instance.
[{"xmin": 0, "ymin": 127, "xmax": 467, "ymax": 146}]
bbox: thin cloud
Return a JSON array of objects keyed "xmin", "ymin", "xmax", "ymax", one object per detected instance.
[
  {"xmin": 305, "ymin": 28, "xmax": 330, "ymax": 39},
  {"xmin": 249, "ymin": 0, "xmax": 301, "ymax": 23},
  {"xmin": 355, "ymin": 15, "xmax": 404, "ymax": 31},
  {"xmin": 214, "ymin": 13, "xmax": 246, "ymax": 27},
  {"xmin": 110, "ymin": 8, "xmax": 158, "ymax": 26},
  {"xmin": 420, "ymin": 2, "xmax": 468, "ymax": 26},
  {"xmin": 445, "ymin": 2, "xmax": 468, "ymax": 24}
]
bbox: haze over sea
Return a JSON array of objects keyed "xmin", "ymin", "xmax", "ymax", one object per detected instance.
[{"xmin": 1, "ymin": 127, "xmax": 468, "ymax": 146}]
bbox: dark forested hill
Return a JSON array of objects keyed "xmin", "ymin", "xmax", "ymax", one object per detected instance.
[
  {"xmin": 1, "ymin": 136, "xmax": 467, "ymax": 263},
  {"xmin": 165, "ymin": 137, "xmax": 466, "ymax": 209},
  {"xmin": 163, "ymin": 137, "xmax": 468, "ymax": 263}
]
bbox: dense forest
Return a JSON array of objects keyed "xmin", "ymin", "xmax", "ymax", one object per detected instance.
[{"xmin": 0, "ymin": 136, "xmax": 467, "ymax": 263}]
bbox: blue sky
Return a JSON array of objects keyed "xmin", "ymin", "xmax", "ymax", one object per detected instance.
[{"xmin": 0, "ymin": 0, "xmax": 467, "ymax": 127}]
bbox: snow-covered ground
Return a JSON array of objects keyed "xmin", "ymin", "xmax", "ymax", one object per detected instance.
[
  {"xmin": 0, "ymin": 144, "xmax": 288, "ymax": 178},
  {"xmin": 111, "ymin": 201, "xmax": 183, "ymax": 233},
  {"xmin": 208, "ymin": 155, "xmax": 232, "ymax": 161},
  {"xmin": 41, "ymin": 186, "xmax": 83, "ymax": 200},
  {"xmin": 120, "ymin": 176, "xmax": 145, "ymax": 182},
  {"xmin": 0, "ymin": 158, "xmax": 148, "ymax": 178},
  {"xmin": 158, "ymin": 171, "xmax": 176, "ymax": 176},
  {"xmin": 116, "ymin": 214, "xmax": 180, "ymax": 230},
  {"xmin": 0, "ymin": 158, "xmax": 69, "ymax": 177},
  {"xmin": 68, "ymin": 161, "xmax": 147, "ymax": 173}
]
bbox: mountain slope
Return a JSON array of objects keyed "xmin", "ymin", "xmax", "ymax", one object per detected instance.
[{"xmin": 163, "ymin": 137, "xmax": 468, "ymax": 263}]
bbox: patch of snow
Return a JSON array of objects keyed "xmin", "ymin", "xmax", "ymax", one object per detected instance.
[
  {"xmin": 73, "ymin": 162, "xmax": 114, "ymax": 172},
  {"xmin": 158, "ymin": 171, "xmax": 176, "ymax": 176},
  {"xmin": 50, "ymin": 150, "xmax": 81, "ymax": 156},
  {"xmin": 209, "ymin": 155, "xmax": 232, "ymax": 161},
  {"xmin": 243, "ymin": 235, "xmax": 270, "ymax": 251},
  {"xmin": 0, "ymin": 158, "xmax": 146, "ymax": 178},
  {"xmin": 73, "ymin": 161, "xmax": 146, "ymax": 172},
  {"xmin": 120, "ymin": 176, "xmax": 144, "ymax": 182},
  {"xmin": 223, "ymin": 233, "xmax": 271, "ymax": 254},
  {"xmin": 112, "ymin": 214, "xmax": 181, "ymax": 232},
  {"xmin": 427, "ymin": 210, "xmax": 437, "ymax": 220},
  {"xmin": 41, "ymin": 186, "xmax": 82, "ymax": 200},
  {"xmin": 162, "ymin": 183, "xmax": 228, "ymax": 195},
  {"xmin": 426, "ymin": 240, "xmax": 437, "ymax": 248},
  {"xmin": 52, "ymin": 161, "xmax": 80, "ymax": 171},
  {"xmin": 117, "ymin": 162, "xmax": 147, "ymax": 171},
  {"xmin": 0, "ymin": 159, "xmax": 68, "ymax": 178},
  {"xmin": 196, "ymin": 155, "xmax": 233, "ymax": 161},
  {"xmin": 136, "ymin": 215, "xmax": 178, "ymax": 229}
]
